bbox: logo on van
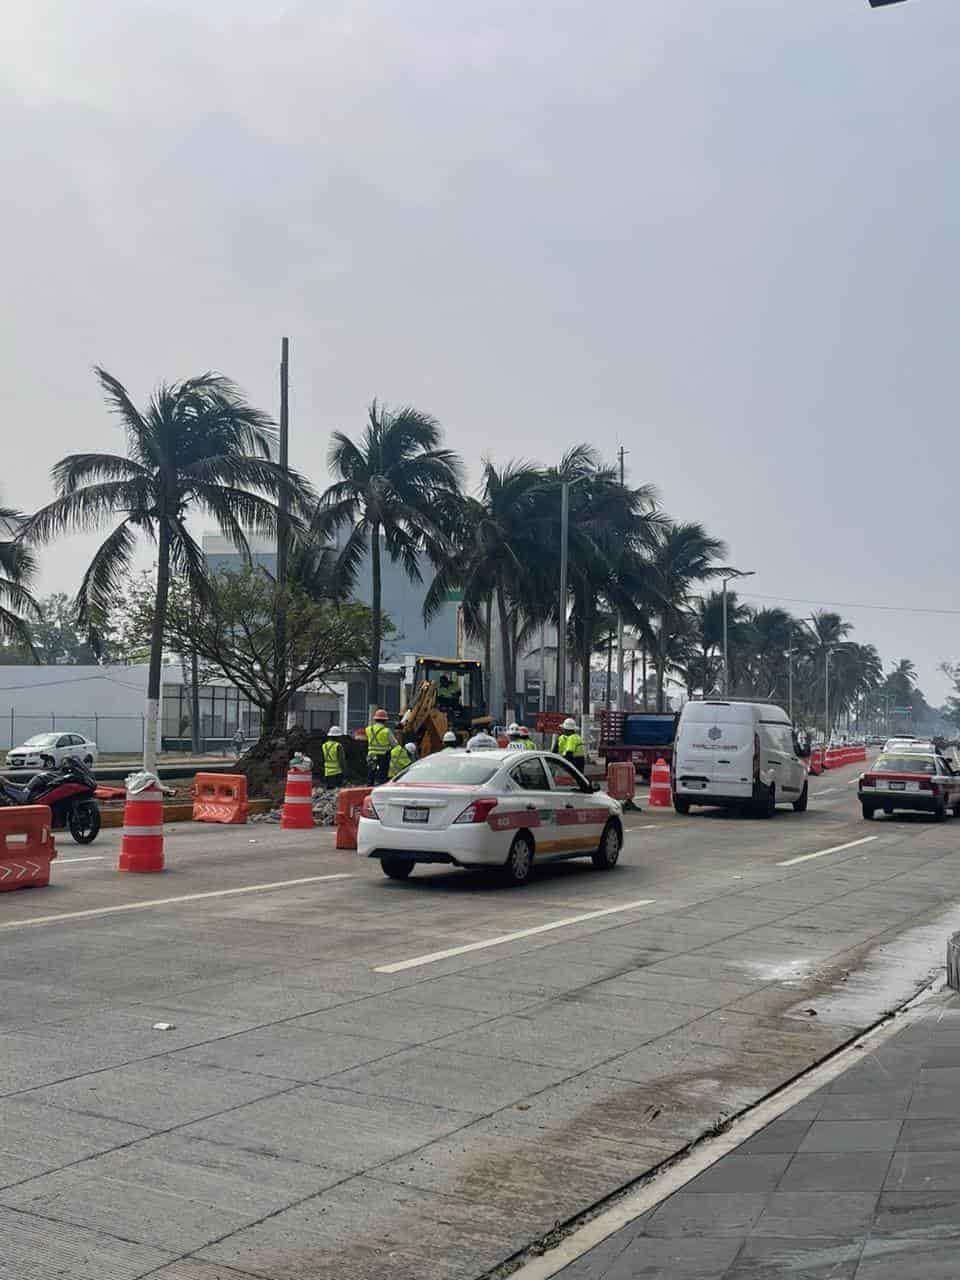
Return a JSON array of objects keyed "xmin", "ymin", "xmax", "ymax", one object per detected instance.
[{"xmin": 708, "ymin": 726, "xmax": 723, "ymax": 741}]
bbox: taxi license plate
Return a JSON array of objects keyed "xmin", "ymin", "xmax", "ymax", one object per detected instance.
[
  {"xmin": 887, "ymin": 781, "xmax": 905, "ymax": 791},
  {"xmin": 403, "ymin": 807, "xmax": 429, "ymax": 823}
]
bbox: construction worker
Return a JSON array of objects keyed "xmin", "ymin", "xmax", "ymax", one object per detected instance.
[
  {"xmin": 559, "ymin": 717, "xmax": 586, "ymax": 775},
  {"xmin": 436, "ymin": 671, "xmax": 460, "ymax": 706},
  {"xmin": 466, "ymin": 727, "xmax": 498, "ymax": 750},
  {"xmin": 365, "ymin": 709, "xmax": 395, "ymax": 785},
  {"xmin": 505, "ymin": 723, "xmax": 525, "ymax": 751},
  {"xmin": 320, "ymin": 726, "xmax": 345, "ymax": 791},
  {"xmin": 518, "ymin": 725, "xmax": 535, "ymax": 750},
  {"xmin": 388, "ymin": 738, "xmax": 412, "ymax": 779},
  {"xmin": 441, "ymin": 731, "xmax": 457, "ymax": 749}
]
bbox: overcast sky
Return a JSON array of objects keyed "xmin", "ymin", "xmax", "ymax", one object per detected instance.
[{"xmin": 3, "ymin": 0, "xmax": 957, "ymax": 703}]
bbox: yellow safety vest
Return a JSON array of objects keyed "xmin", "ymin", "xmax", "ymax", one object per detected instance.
[
  {"xmin": 557, "ymin": 734, "xmax": 568, "ymax": 755},
  {"xmin": 565, "ymin": 734, "xmax": 584, "ymax": 757},
  {"xmin": 521, "ymin": 738, "xmax": 535, "ymax": 751},
  {"xmin": 321, "ymin": 740, "xmax": 342, "ymax": 777},
  {"xmin": 388, "ymin": 743, "xmax": 410, "ymax": 778},
  {"xmin": 366, "ymin": 723, "xmax": 391, "ymax": 756}
]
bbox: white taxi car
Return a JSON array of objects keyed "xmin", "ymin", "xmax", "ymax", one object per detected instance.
[{"xmin": 357, "ymin": 748, "xmax": 623, "ymax": 886}]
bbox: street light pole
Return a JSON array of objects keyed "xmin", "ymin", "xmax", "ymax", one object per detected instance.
[
  {"xmin": 788, "ymin": 631, "xmax": 793, "ymax": 723},
  {"xmin": 825, "ymin": 645, "xmax": 831, "ymax": 749},
  {"xmin": 721, "ymin": 570, "xmax": 755, "ymax": 697}
]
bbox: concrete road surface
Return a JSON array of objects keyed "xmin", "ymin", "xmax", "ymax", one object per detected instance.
[{"xmin": 1, "ymin": 760, "xmax": 958, "ymax": 1279}]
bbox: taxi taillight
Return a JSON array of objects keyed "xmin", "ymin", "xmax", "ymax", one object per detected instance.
[
  {"xmin": 862, "ymin": 774, "xmax": 876, "ymax": 787},
  {"xmin": 453, "ymin": 798, "xmax": 499, "ymax": 825},
  {"xmin": 360, "ymin": 794, "xmax": 380, "ymax": 820}
]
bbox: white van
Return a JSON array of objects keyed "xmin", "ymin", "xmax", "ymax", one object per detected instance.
[{"xmin": 672, "ymin": 699, "xmax": 807, "ymax": 818}]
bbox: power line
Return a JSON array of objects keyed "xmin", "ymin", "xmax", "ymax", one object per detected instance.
[{"xmin": 740, "ymin": 592, "xmax": 960, "ymax": 619}]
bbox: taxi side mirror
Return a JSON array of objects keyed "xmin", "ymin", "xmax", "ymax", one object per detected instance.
[{"xmin": 591, "ymin": 782, "xmax": 601, "ymax": 793}]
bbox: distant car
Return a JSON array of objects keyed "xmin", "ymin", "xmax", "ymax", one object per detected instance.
[
  {"xmin": 859, "ymin": 751, "xmax": 960, "ymax": 822},
  {"xmin": 5, "ymin": 733, "xmax": 99, "ymax": 770},
  {"xmin": 357, "ymin": 748, "xmax": 623, "ymax": 886}
]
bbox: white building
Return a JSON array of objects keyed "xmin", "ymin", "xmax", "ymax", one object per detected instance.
[{"xmin": 0, "ymin": 665, "xmax": 152, "ymax": 753}]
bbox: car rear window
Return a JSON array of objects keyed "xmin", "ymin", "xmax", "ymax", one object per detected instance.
[
  {"xmin": 875, "ymin": 754, "xmax": 936, "ymax": 774},
  {"xmin": 388, "ymin": 756, "xmax": 499, "ymax": 786}
]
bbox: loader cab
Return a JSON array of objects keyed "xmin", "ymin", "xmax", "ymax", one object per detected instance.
[{"xmin": 411, "ymin": 658, "xmax": 485, "ymax": 731}]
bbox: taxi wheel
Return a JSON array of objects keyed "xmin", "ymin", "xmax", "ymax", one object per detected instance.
[
  {"xmin": 934, "ymin": 802, "xmax": 948, "ymax": 823},
  {"xmin": 503, "ymin": 834, "xmax": 534, "ymax": 886},
  {"xmin": 380, "ymin": 858, "xmax": 415, "ymax": 880},
  {"xmin": 792, "ymin": 782, "xmax": 808, "ymax": 813},
  {"xmin": 592, "ymin": 821, "xmax": 622, "ymax": 870}
]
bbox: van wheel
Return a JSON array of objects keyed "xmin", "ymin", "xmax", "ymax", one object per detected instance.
[
  {"xmin": 503, "ymin": 834, "xmax": 534, "ymax": 886},
  {"xmin": 934, "ymin": 802, "xmax": 948, "ymax": 823},
  {"xmin": 592, "ymin": 821, "xmax": 622, "ymax": 870},
  {"xmin": 862, "ymin": 803, "xmax": 875, "ymax": 821},
  {"xmin": 754, "ymin": 783, "xmax": 775, "ymax": 819},
  {"xmin": 380, "ymin": 858, "xmax": 414, "ymax": 880},
  {"xmin": 792, "ymin": 782, "xmax": 808, "ymax": 813},
  {"xmin": 673, "ymin": 796, "xmax": 691, "ymax": 815}
]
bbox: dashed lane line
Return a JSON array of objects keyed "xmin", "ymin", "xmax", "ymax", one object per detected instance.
[
  {"xmin": 777, "ymin": 836, "xmax": 877, "ymax": 868},
  {"xmin": 0, "ymin": 873, "xmax": 354, "ymax": 931},
  {"xmin": 57, "ymin": 856, "xmax": 106, "ymax": 865},
  {"xmin": 374, "ymin": 898, "xmax": 657, "ymax": 973}
]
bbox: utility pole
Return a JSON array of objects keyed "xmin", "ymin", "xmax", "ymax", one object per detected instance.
[
  {"xmin": 276, "ymin": 337, "xmax": 290, "ymax": 729},
  {"xmin": 616, "ymin": 445, "xmax": 627, "ymax": 714},
  {"xmin": 557, "ymin": 481, "xmax": 569, "ymax": 714}
]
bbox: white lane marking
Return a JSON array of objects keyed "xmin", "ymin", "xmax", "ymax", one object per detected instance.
[
  {"xmin": 0, "ymin": 873, "xmax": 353, "ymax": 930},
  {"xmin": 507, "ymin": 980, "xmax": 944, "ymax": 1280},
  {"xmin": 57, "ymin": 856, "xmax": 106, "ymax": 865},
  {"xmin": 813, "ymin": 787, "xmax": 838, "ymax": 795},
  {"xmin": 374, "ymin": 899, "xmax": 657, "ymax": 973},
  {"xmin": 778, "ymin": 836, "xmax": 877, "ymax": 868}
]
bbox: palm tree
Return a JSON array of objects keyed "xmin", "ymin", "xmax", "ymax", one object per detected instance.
[
  {"xmin": 0, "ymin": 501, "xmax": 40, "ymax": 650},
  {"xmin": 645, "ymin": 522, "xmax": 728, "ymax": 711},
  {"xmin": 315, "ymin": 401, "xmax": 463, "ymax": 717},
  {"xmin": 747, "ymin": 607, "xmax": 795, "ymax": 700},
  {"xmin": 24, "ymin": 368, "xmax": 311, "ymax": 770},
  {"xmin": 423, "ymin": 462, "xmax": 549, "ymax": 720}
]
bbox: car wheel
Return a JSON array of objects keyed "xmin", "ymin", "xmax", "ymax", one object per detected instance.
[
  {"xmin": 862, "ymin": 803, "xmax": 875, "ymax": 821},
  {"xmin": 41, "ymin": 755, "xmax": 55, "ymax": 770},
  {"xmin": 673, "ymin": 796, "xmax": 691, "ymax": 815},
  {"xmin": 792, "ymin": 782, "xmax": 809, "ymax": 813},
  {"xmin": 934, "ymin": 802, "xmax": 948, "ymax": 823},
  {"xmin": 380, "ymin": 857, "xmax": 414, "ymax": 880},
  {"xmin": 592, "ymin": 820, "xmax": 622, "ymax": 870},
  {"xmin": 883, "ymin": 805, "xmax": 893, "ymax": 815},
  {"xmin": 755, "ymin": 782, "xmax": 775, "ymax": 818},
  {"xmin": 83, "ymin": 755, "xmax": 94, "ymax": 766},
  {"xmin": 68, "ymin": 801, "xmax": 101, "ymax": 844},
  {"xmin": 503, "ymin": 834, "xmax": 534, "ymax": 886}
]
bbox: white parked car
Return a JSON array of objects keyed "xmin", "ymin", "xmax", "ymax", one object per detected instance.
[
  {"xmin": 6, "ymin": 733, "xmax": 99, "ymax": 770},
  {"xmin": 357, "ymin": 748, "xmax": 623, "ymax": 886}
]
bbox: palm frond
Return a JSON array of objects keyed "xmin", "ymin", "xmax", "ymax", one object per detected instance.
[{"xmin": 75, "ymin": 520, "xmax": 138, "ymax": 629}]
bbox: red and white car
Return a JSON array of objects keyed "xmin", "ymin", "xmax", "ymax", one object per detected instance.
[
  {"xmin": 357, "ymin": 748, "xmax": 623, "ymax": 886},
  {"xmin": 859, "ymin": 751, "xmax": 960, "ymax": 822}
]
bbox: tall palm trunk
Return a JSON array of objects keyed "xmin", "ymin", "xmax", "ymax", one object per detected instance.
[
  {"xmin": 144, "ymin": 519, "xmax": 171, "ymax": 773},
  {"xmin": 483, "ymin": 596, "xmax": 492, "ymax": 708},
  {"xmin": 190, "ymin": 644, "xmax": 201, "ymax": 754},
  {"xmin": 496, "ymin": 585, "xmax": 515, "ymax": 722},
  {"xmin": 641, "ymin": 645, "xmax": 648, "ymax": 711},
  {"xmin": 368, "ymin": 523, "xmax": 382, "ymax": 719}
]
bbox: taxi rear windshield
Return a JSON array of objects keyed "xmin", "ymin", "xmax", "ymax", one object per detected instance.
[
  {"xmin": 388, "ymin": 756, "xmax": 499, "ymax": 786},
  {"xmin": 876, "ymin": 755, "xmax": 936, "ymax": 774}
]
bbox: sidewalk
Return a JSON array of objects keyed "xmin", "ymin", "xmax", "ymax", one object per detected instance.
[{"xmin": 555, "ymin": 992, "xmax": 960, "ymax": 1279}]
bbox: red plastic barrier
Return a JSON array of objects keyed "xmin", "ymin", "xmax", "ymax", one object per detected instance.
[
  {"xmin": 808, "ymin": 749, "xmax": 822, "ymax": 776},
  {"xmin": 193, "ymin": 773, "xmax": 249, "ymax": 825},
  {"xmin": 94, "ymin": 786, "xmax": 126, "ymax": 801},
  {"xmin": 606, "ymin": 762, "xmax": 636, "ymax": 804},
  {"xmin": 336, "ymin": 786, "xmax": 372, "ymax": 850},
  {"xmin": 0, "ymin": 805, "xmax": 56, "ymax": 891}
]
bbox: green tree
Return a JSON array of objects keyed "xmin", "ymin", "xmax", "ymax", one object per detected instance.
[
  {"xmin": 315, "ymin": 401, "xmax": 463, "ymax": 718},
  {"xmin": 24, "ymin": 368, "xmax": 312, "ymax": 770},
  {"xmin": 0, "ymin": 501, "xmax": 39, "ymax": 652},
  {"xmin": 162, "ymin": 567, "xmax": 375, "ymax": 735}
]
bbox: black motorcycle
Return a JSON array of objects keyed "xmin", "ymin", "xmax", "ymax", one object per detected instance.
[{"xmin": 0, "ymin": 758, "xmax": 101, "ymax": 844}]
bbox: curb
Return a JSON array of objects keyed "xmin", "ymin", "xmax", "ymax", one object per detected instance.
[{"xmin": 99, "ymin": 799, "xmax": 276, "ymax": 828}]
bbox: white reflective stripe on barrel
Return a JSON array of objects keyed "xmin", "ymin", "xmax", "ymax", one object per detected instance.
[
  {"xmin": 283, "ymin": 796, "xmax": 314, "ymax": 805},
  {"xmin": 122, "ymin": 826, "xmax": 165, "ymax": 837}
]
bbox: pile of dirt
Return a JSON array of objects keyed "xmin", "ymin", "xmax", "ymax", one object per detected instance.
[{"xmin": 235, "ymin": 727, "xmax": 368, "ymax": 801}]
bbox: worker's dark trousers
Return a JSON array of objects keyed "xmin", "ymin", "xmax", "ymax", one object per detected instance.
[
  {"xmin": 323, "ymin": 775, "xmax": 341, "ymax": 791},
  {"xmin": 368, "ymin": 754, "xmax": 390, "ymax": 786}
]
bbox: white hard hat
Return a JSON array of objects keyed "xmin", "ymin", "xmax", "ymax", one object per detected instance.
[
  {"xmin": 442, "ymin": 731, "xmax": 457, "ymax": 744},
  {"xmin": 507, "ymin": 722, "xmax": 520, "ymax": 735},
  {"xmin": 518, "ymin": 725, "xmax": 531, "ymax": 736},
  {"xmin": 327, "ymin": 726, "xmax": 342, "ymax": 737},
  {"xmin": 404, "ymin": 742, "xmax": 417, "ymax": 757},
  {"xmin": 562, "ymin": 718, "xmax": 577, "ymax": 732}
]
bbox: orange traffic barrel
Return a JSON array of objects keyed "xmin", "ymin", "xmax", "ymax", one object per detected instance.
[
  {"xmin": 648, "ymin": 757, "xmax": 671, "ymax": 808},
  {"xmin": 118, "ymin": 773, "xmax": 164, "ymax": 873},
  {"xmin": 281, "ymin": 754, "xmax": 315, "ymax": 830}
]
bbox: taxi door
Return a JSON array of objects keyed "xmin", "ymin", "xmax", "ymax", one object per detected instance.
[{"xmin": 544, "ymin": 755, "xmax": 607, "ymax": 852}]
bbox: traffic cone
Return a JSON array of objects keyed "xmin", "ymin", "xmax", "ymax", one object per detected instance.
[
  {"xmin": 118, "ymin": 771, "xmax": 164, "ymax": 873},
  {"xmin": 648, "ymin": 757, "xmax": 671, "ymax": 808},
  {"xmin": 281, "ymin": 753, "xmax": 315, "ymax": 830}
]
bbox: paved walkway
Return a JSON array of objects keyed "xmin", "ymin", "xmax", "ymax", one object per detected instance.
[{"xmin": 557, "ymin": 991, "xmax": 960, "ymax": 1279}]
